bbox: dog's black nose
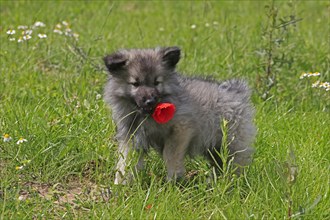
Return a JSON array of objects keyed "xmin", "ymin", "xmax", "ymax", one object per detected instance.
[{"xmin": 145, "ymin": 97, "xmax": 156, "ymax": 106}]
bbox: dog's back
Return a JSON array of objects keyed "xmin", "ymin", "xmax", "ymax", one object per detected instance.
[{"xmin": 173, "ymin": 77, "xmax": 256, "ymax": 162}]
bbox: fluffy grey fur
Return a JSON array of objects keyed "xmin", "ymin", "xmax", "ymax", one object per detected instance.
[{"xmin": 103, "ymin": 47, "xmax": 256, "ymax": 184}]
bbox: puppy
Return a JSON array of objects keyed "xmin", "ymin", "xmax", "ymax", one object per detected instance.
[{"xmin": 103, "ymin": 47, "xmax": 256, "ymax": 184}]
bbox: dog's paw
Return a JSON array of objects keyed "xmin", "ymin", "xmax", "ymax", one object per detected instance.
[{"xmin": 114, "ymin": 171, "xmax": 133, "ymax": 185}]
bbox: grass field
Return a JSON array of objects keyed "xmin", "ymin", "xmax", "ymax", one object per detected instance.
[{"xmin": 1, "ymin": 1, "xmax": 329, "ymax": 219}]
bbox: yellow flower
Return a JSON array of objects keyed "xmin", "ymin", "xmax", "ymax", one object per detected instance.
[
  {"xmin": 3, "ymin": 133, "xmax": 12, "ymax": 142},
  {"xmin": 16, "ymin": 166, "xmax": 24, "ymax": 170}
]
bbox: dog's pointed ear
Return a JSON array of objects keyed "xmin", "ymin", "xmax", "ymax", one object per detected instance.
[
  {"xmin": 103, "ymin": 52, "xmax": 127, "ymax": 74},
  {"xmin": 161, "ymin": 46, "xmax": 181, "ymax": 68}
]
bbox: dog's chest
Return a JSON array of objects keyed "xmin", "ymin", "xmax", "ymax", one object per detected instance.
[{"xmin": 135, "ymin": 120, "xmax": 173, "ymax": 153}]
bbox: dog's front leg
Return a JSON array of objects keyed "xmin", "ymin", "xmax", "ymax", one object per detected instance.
[
  {"xmin": 114, "ymin": 141, "xmax": 146, "ymax": 185},
  {"xmin": 114, "ymin": 141, "xmax": 131, "ymax": 185},
  {"xmin": 163, "ymin": 126, "xmax": 193, "ymax": 181}
]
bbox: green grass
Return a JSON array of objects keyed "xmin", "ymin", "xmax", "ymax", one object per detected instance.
[{"xmin": 1, "ymin": 1, "xmax": 329, "ymax": 219}]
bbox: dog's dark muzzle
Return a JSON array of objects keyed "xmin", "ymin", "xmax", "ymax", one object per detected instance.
[
  {"xmin": 140, "ymin": 96, "xmax": 157, "ymax": 114},
  {"xmin": 134, "ymin": 86, "xmax": 160, "ymax": 114}
]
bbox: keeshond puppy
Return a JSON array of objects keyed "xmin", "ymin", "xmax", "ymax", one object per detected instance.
[{"xmin": 103, "ymin": 47, "xmax": 256, "ymax": 184}]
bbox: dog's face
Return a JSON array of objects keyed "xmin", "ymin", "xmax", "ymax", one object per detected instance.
[{"xmin": 104, "ymin": 47, "xmax": 181, "ymax": 114}]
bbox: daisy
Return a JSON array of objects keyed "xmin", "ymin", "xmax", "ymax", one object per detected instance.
[
  {"xmin": 22, "ymin": 35, "xmax": 32, "ymax": 41},
  {"xmin": 16, "ymin": 166, "xmax": 24, "ymax": 170},
  {"xmin": 18, "ymin": 37, "xmax": 24, "ymax": 43},
  {"xmin": 22, "ymin": 29, "xmax": 33, "ymax": 35},
  {"xmin": 299, "ymin": 72, "xmax": 307, "ymax": 79},
  {"xmin": 73, "ymin": 33, "xmax": 79, "ymax": 39},
  {"xmin": 55, "ymin": 23, "xmax": 62, "ymax": 29},
  {"xmin": 300, "ymin": 72, "xmax": 321, "ymax": 79},
  {"xmin": 9, "ymin": 38, "xmax": 16, "ymax": 41},
  {"xmin": 312, "ymin": 81, "xmax": 320, "ymax": 88},
  {"xmin": 18, "ymin": 25, "xmax": 28, "ymax": 30},
  {"xmin": 96, "ymin": 94, "xmax": 102, "ymax": 100},
  {"xmin": 62, "ymin": 20, "xmax": 69, "ymax": 26},
  {"xmin": 191, "ymin": 24, "xmax": 197, "ymax": 29},
  {"xmin": 33, "ymin": 21, "xmax": 46, "ymax": 28},
  {"xmin": 64, "ymin": 28, "xmax": 72, "ymax": 36},
  {"xmin": 53, "ymin": 29, "xmax": 63, "ymax": 35},
  {"xmin": 319, "ymin": 82, "xmax": 330, "ymax": 91},
  {"xmin": 37, "ymin": 33, "xmax": 47, "ymax": 39},
  {"xmin": 3, "ymin": 134, "xmax": 12, "ymax": 142},
  {"xmin": 6, "ymin": 29, "xmax": 16, "ymax": 35},
  {"xmin": 17, "ymin": 137, "xmax": 28, "ymax": 145}
]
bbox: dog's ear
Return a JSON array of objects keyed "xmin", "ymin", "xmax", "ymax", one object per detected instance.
[
  {"xmin": 161, "ymin": 46, "xmax": 181, "ymax": 68},
  {"xmin": 103, "ymin": 52, "xmax": 127, "ymax": 74}
]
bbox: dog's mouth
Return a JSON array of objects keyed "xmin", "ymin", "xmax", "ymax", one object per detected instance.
[
  {"xmin": 135, "ymin": 97, "xmax": 160, "ymax": 115},
  {"xmin": 139, "ymin": 105, "xmax": 156, "ymax": 115}
]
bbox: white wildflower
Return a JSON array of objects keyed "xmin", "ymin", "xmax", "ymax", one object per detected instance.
[
  {"xmin": 6, "ymin": 29, "xmax": 15, "ymax": 35},
  {"xmin": 17, "ymin": 137, "xmax": 28, "ymax": 145},
  {"xmin": 62, "ymin": 20, "xmax": 69, "ymax": 26},
  {"xmin": 191, "ymin": 24, "xmax": 197, "ymax": 29},
  {"xmin": 96, "ymin": 94, "xmax": 102, "ymax": 100},
  {"xmin": 16, "ymin": 166, "xmax": 24, "ymax": 170},
  {"xmin": 55, "ymin": 23, "xmax": 62, "ymax": 29},
  {"xmin": 18, "ymin": 25, "xmax": 28, "ymax": 30},
  {"xmin": 9, "ymin": 38, "xmax": 16, "ymax": 41},
  {"xmin": 37, "ymin": 33, "xmax": 47, "ymax": 39},
  {"xmin": 33, "ymin": 21, "xmax": 46, "ymax": 28},
  {"xmin": 319, "ymin": 82, "xmax": 330, "ymax": 91},
  {"xmin": 300, "ymin": 72, "xmax": 321, "ymax": 79},
  {"xmin": 22, "ymin": 35, "xmax": 32, "ymax": 40},
  {"xmin": 312, "ymin": 81, "xmax": 320, "ymax": 88},
  {"xmin": 73, "ymin": 33, "xmax": 79, "ymax": 39},
  {"xmin": 205, "ymin": 23, "xmax": 210, "ymax": 27},
  {"xmin": 53, "ymin": 29, "xmax": 63, "ymax": 35},
  {"xmin": 22, "ymin": 29, "xmax": 33, "ymax": 35},
  {"xmin": 3, "ymin": 134, "xmax": 12, "ymax": 142},
  {"xmin": 64, "ymin": 28, "xmax": 72, "ymax": 36}
]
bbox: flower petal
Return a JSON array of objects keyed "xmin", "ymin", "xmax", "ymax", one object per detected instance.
[{"xmin": 152, "ymin": 103, "xmax": 176, "ymax": 124}]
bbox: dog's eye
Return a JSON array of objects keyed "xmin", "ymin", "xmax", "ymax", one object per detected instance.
[
  {"xmin": 154, "ymin": 80, "xmax": 161, "ymax": 86},
  {"xmin": 130, "ymin": 82, "xmax": 140, "ymax": 87}
]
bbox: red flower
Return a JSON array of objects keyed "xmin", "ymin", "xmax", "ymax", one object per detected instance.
[
  {"xmin": 152, "ymin": 103, "xmax": 176, "ymax": 124},
  {"xmin": 145, "ymin": 204, "xmax": 152, "ymax": 210}
]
